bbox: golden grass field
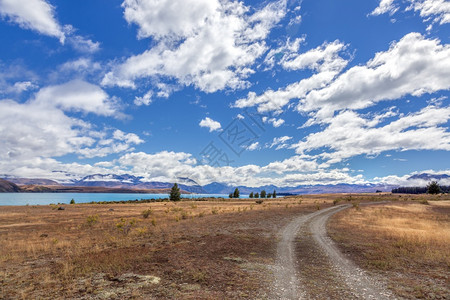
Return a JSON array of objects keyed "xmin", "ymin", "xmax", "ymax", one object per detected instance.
[
  {"xmin": 0, "ymin": 193, "xmax": 449, "ymax": 299},
  {"xmin": 329, "ymin": 195, "xmax": 450, "ymax": 299}
]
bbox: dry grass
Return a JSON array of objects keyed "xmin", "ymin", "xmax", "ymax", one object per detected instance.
[
  {"xmin": 329, "ymin": 196, "xmax": 450, "ymax": 299},
  {"xmin": 0, "ymin": 195, "xmax": 331, "ymax": 299}
]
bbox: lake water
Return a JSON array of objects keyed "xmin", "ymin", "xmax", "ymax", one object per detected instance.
[{"xmin": 0, "ymin": 193, "xmax": 251, "ymax": 206}]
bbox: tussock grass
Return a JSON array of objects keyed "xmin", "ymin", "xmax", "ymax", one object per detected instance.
[{"xmin": 329, "ymin": 199, "xmax": 450, "ymax": 299}]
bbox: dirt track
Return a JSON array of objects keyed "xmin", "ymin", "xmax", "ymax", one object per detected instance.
[{"xmin": 273, "ymin": 204, "xmax": 394, "ymax": 299}]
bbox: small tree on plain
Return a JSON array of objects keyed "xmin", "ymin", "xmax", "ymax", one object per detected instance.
[
  {"xmin": 170, "ymin": 183, "xmax": 181, "ymax": 201},
  {"xmin": 427, "ymin": 181, "xmax": 441, "ymax": 194},
  {"xmin": 260, "ymin": 190, "xmax": 266, "ymax": 198},
  {"xmin": 229, "ymin": 193, "xmax": 233, "ymax": 198},
  {"xmin": 273, "ymin": 190, "xmax": 277, "ymax": 198},
  {"xmin": 255, "ymin": 192, "xmax": 259, "ymax": 198},
  {"xmin": 233, "ymin": 188, "xmax": 240, "ymax": 198},
  {"xmin": 267, "ymin": 193, "xmax": 272, "ymax": 198},
  {"xmin": 249, "ymin": 192, "xmax": 254, "ymax": 198}
]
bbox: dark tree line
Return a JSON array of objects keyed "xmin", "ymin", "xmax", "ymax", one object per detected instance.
[{"xmin": 392, "ymin": 181, "xmax": 449, "ymax": 194}]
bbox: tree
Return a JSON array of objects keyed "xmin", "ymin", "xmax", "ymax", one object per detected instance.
[
  {"xmin": 233, "ymin": 188, "xmax": 240, "ymax": 198},
  {"xmin": 249, "ymin": 192, "xmax": 254, "ymax": 198},
  {"xmin": 267, "ymin": 193, "xmax": 272, "ymax": 198},
  {"xmin": 70, "ymin": 198, "xmax": 75, "ymax": 204},
  {"xmin": 260, "ymin": 190, "xmax": 266, "ymax": 198},
  {"xmin": 427, "ymin": 181, "xmax": 441, "ymax": 194},
  {"xmin": 273, "ymin": 190, "xmax": 277, "ymax": 198},
  {"xmin": 229, "ymin": 193, "xmax": 233, "ymax": 198},
  {"xmin": 170, "ymin": 183, "xmax": 181, "ymax": 201},
  {"xmin": 255, "ymin": 192, "xmax": 259, "ymax": 198}
]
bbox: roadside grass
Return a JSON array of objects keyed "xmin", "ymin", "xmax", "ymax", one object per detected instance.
[{"xmin": 329, "ymin": 197, "xmax": 450, "ymax": 299}]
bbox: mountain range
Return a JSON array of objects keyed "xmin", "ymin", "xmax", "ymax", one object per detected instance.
[{"xmin": 0, "ymin": 173, "xmax": 409, "ymax": 194}]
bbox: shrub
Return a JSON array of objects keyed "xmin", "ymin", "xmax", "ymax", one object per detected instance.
[
  {"xmin": 427, "ymin": 181, "xmax": 441, "ymax": 194},
  {"xmin": 255, "ymin": 199, "xmax": 263, "ymax": 204},
  {"xmin": 141, "ymin": 208, "xmax": 153, "ymax": 219},
  {"xmin": 70, "ymin": 199, "xmax": 75, "ymax": 204},
  {"xmin": 86, "ymin": 215, "xmax": 99, "ymax": 227}
]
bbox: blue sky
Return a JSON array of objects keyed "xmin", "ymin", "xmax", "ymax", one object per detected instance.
[{"xmin": 0, "ymin": 0, "xmax": 449, "ymax": 187}]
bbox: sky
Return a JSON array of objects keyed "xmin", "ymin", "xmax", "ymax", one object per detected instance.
[{"xmin": 0, "ymin": 0, "xmax": 449, "ymax": 187}]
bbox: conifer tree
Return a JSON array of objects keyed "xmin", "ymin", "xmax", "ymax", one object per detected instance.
[{"xmin": 170, "ymin": 183, "xmax": 181, "ymax": 201}]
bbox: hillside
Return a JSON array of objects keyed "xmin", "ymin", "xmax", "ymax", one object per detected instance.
[{"xmin": 0, "ymin": 179, "xmax": 21, "ymax": 192}]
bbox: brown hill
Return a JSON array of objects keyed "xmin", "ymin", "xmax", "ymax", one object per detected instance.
[
  {"xmin": 0, "ymin": 179, "xmax": 21, "ymax": 192},
  {"xmin": 18, "ymin": 185, "xmax": 190, "ymax": 194}
]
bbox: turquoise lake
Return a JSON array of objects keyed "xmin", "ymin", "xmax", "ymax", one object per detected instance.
[{"xmin": 0, "ymin": 193, "xmax": 250, "ymax": 206}]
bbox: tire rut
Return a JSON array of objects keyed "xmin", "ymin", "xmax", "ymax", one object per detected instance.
[{"xmin": 273, "ymin": 204, "xmax": 394, "ymax": 299}]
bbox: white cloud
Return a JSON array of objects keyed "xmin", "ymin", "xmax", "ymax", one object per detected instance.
[
  {"xmin": 269, "ymin": 136, "xmax": 292, "ymax": 149},
  {"xmin": 102, "ymin": 0, "xmax": 287, "ymax": 93},
  {"xmin": 234, "ymin": 40, "xmax": 348, "ymax": 114},
  {"xmin": 408, "ymin": 0, "xmax": 450, "ymax": 26},
  {"xmin": 375, "ymin": 170, "xmax": 450, "ymax": 186},
  {"xmin": 115, "ymin": 151, "xmax": 363, "ymax": 187},
  {"xmin": 297, "ymin": 33, "xmax": 450, "ymax": 122},
  {"xmin": 281, "ymin": 40, "xmax": 348, "ymax": 73},
  {"xmin": 0, "ymin": 0, "xmax": 65, "ymax": 42},
  {"xmin": 122, "ymin": 0, "xmax": 220, "ymax": 39},
  {"xmin": 0, "ymin": 81, "xmax": 141, "ymax": 162},
  {"xmin": 292, "ymin": 105, "xmax": 450, "ymax": 164},
  {"xmin": 247, "ymin": 142, "xmax": 260, "ymax": 151},
  {"xmin": 33, "ymin": 79, "xmax": 119, "ymax": 117},
  {"xmin": 370, "ymin": 0, "xmax": 450, "ymax": 28},
  {"xmin": 369, "ymin": 0, "xmax": 398, "ymax": 16},
  {"xmin": 67, "ymin": 35, "xmax": 100, "ymax": 54},
  {"xmin": 267, "ymin": 117, "xmax": 285, "ymax": 127},
  {"xmin": 199, "ymin": 117, "xmax": 222, "ymax": 132},
  {"xmin": 134, "ymin": 91, "xmax": 152, "ymax": 106}
]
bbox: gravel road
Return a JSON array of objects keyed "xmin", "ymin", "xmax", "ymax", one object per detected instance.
[{"xmin": 273, "ymin": 204, "xmax": 394, "ymax": 299}]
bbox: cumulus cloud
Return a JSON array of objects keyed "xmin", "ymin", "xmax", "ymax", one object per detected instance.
[
  {"xmin": 134, "ymin": 91, "xmax": 152, "ymax": 106},
  {"xmin": 375, "ymin": 169, "xmax": 450, "ymax": 186},
  {"xmin": 0, "ymin": 81, "xmax": 142, "ymax": 162},
  {"xmin": 292, "ymin": 105, "xmax": 450, "ymax": 164},
  {"xmin": 234, "ymin": 40, "xmax": 348, "ymax": 114},
  {"xmin": 33, "ymin": 79, "xmax": 120, "ymax": 117},
  {"xmin": 0, "ymin": 0, "xmax": 65, "ymax": 42},
  {"xmin": 408, "ymin": 0, "xmax": 450, "ymax": 26},
  {"xmin": 370, "ymin": 0, "xmax": 450, "ymax": 28},
  {"xmin": 102, "ymin": 0, "xmax": 287, "ymax": 94},
  {"xmin": 369, "ymin": 0, "xmax": 398, "ymax": 16},
  {"xmin": 115, "ymin": 151, "xmax": 363, "ymax": 187},
  {"xmin": 0, "ymin": 0, "xmax": 100, "ymax": 50},
  {"xmin": 297, "ymin": 33, "xmax": 450, "ymax": 122},
  {"xmin": 199, "ymin": 117, "xmax": 222, "ymax": 132}
]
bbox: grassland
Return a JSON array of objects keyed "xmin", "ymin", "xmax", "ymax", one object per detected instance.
[
  {"xmin": 329, "ymin": 194, "xmax": 450, "ymax": 299},
  {"xmin": 0, "ymin": 193, "xmax": 448, "ymax": 299}
]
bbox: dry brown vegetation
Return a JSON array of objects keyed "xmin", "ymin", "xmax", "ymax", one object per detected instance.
[
  {"xmin": 329, "ymin": 194, "xmax": 450, "ymax": 299},
  {"xmin": 1, "ymin": 193, "xmax": 448, "ymax": 299},
  {"xmin": 0, "ymin": 196, "xmax": 334, "ymax": 299}
]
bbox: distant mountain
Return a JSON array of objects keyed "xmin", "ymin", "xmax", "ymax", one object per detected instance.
[
  {"xmin": 5, "ymin": 178, "xmax": 60, "ymax": 186},
  {"xmin": 71, "ymin": 174, "xmax": 206, "ymax": 193},
  {"xmin": 408, "ymin": 173, "xmax": 450, "ymax": 181},
  {"xmin": 203, "ymin": 182, "xmax": 394, "ymax": 195},
  {"xmin": 0, "ymin": 179, "xmax": 21, "ymax": 192},
  {"xmin": 6, "ymin": 172, "xmax": 448, "ymax": 195}
]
